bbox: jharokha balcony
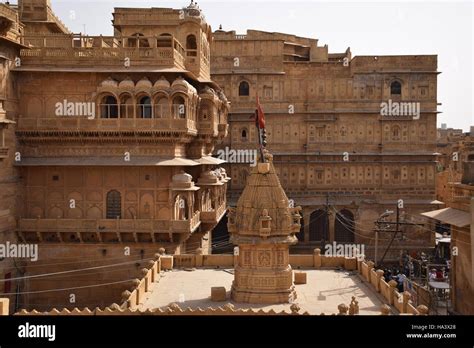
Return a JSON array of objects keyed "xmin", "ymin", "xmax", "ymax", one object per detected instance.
[
  {"xmin": 18, "ymin": 34, "xmax": 186, "ymax": 70},
  {"xmin": 200, "ymin": 201, "xmax": 227, "ymax": 224},
  {"xmin": 17, "ymin": 215, "xmax": 201, "ymax": 244},
  {"xmin": 17, "ymin": 106, "xmax": 198, "ymax": 134}
]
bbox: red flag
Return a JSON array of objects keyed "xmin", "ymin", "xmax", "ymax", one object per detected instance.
[{"xmin": 256, "ymin": 95, "xmax": 265, "ymax": 129}]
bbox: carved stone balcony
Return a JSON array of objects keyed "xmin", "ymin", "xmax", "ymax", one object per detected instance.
[
  {"xmin": 16, "ymin": 116, "xmax": 197, "ymax": 135},
  {"xmin": 171, "ymin": 211, "xmax": 201, "ymax": 233},
  {"xmin": 18, "ymin": 34, "xmax": 186, "ymax": 70},
  {"xmin": 17, "ymin": 217, "xmax": 203, "ymax": 243},
  {"xmin": 18, "ymin": 218, "xmax": 171, "ymax": 233},
  {"xmin": 200, "ymin": 202, "xmax": 227, "ymax": 224}
]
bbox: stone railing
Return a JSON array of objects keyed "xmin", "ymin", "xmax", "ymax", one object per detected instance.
[
  {"xmin": 357, "ymin": 259, "xmax": 428, "ymax": 315},
  {"xmin": 121, "ymin": 255, "xmax": 161, "ymax": 310},
  {"xmin": 0, "ymin": 4, "xmax": 16, "ymax": 21},
  {"xmin": 19, "ymin": 35, "xmax": 186, "ymax": 70},
  {"xmin": 18, "ymin": 218, "xmax": 171, "ymax": 233},
  {"xmin": 200, "ymin": 202, "xmax": 227, "ymax": 223},
  {"xmin": 291, "ymin": 248, "xmax": 358, "ymax": 270},
  {"xmin": 171, "ymin": 211, "xmax": 200, "ymax": 233},
  {"xmin": 3, "ymin": 250, "xmax": 431, "ymax": 316},
  {"xmin": 173, "ymin": 254, "xmax": 234, "ymax": 268},
  {"xmin": 13, "ymin": 303, "xmax": 309, "ymax": 316},
  {"xmin": 17, "ymin": 117, "xmax": 197, "ymax": 134}
]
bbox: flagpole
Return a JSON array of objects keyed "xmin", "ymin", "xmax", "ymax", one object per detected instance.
[{"xmin": 255, "ymin": 95, "xmax": 266, "ymax": 163}]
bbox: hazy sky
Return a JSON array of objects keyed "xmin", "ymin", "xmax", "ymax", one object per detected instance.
[{"xmin": 18, "ymin": 0, "xmax": 474, "ymax": 131}]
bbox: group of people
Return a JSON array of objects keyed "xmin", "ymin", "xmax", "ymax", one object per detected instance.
[
  {"xmin": 428, "ymin": 268, "xmax": 448, "ymax": 282},
  {"xmin": 382, "ymin": 268, "xmax": 407, "ymax": 292}
]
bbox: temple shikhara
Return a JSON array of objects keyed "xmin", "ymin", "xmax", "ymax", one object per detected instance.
[
  {"xmin": 228, "ymin": 150, "xmax": 301, "ymax": 304},
  {"xmin": 0, "ymin": 0, "xmax": 472, "ymax": 317}
]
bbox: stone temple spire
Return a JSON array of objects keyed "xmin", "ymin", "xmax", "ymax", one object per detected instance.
[{"xmin": 228, "ymin": 150, "xmax": 302, "ymax": 303}]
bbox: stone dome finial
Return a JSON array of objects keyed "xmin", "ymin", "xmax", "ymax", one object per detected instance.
[{"xmin": 172, "ymin": 170, "xmax": 192, "ymax": 183}]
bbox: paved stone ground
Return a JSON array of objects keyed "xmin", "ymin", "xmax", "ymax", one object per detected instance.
[{"xmin": 140, "ymin": 268, "xmax": 388, "ymax": 315}]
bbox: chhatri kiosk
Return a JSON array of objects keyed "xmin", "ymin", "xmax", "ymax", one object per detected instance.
[{"xmin": 228, "ymin": 149, "xmax": 302, "ymax": 303}]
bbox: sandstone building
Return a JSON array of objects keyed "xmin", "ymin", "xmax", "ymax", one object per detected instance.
[
  {"xmin": 428, "ymin": 127, "xmax": 474, "ymax": 314},
  {"xmin": 0, "ymin": 0, "xmax": 230, "ymax": 311},
  {"xmin": 211, "ymin": 29, "xmax": 440, "ymax": 258}
]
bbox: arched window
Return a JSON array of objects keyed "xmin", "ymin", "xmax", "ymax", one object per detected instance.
[
  {"xmin": 137, "ymin": 96, "xmax": 152, "ymax": 119},
  {"xmin": 106, "ymin": 190, "xmax": 121, "ymax": 219},
  {"xmin": 335, "ymin": 209, "xmax": 355, "ymax": 243},
  {"xmin": 186, "ymin": 34, "xmax": 197, "ymax": 56},
  {"xmin": 239, "ymin": 81, "xmax": 249, "ymax": 96},
  {"xmin": 172, "ymin": 96, "xmax": 186, "ymax": 119},
  {"xmin": 174, "ymin": 195, "xmax": 188, "ymax": 220},
  {"xmin": 157, "ymin": 33, "xmax": 172, "ymax": 48},
  {"xmin": 392, "ymin": 125, "xmax": 401, "ymax": 140},
  {"xmin": 390, "ymin": 81, "xmax": 402, "ymax": 96},
  {"xmin": 128, "ymin": 33, "xmax": 149, "ymax": 48},
  {"xmin": 241, "ymin": 128, "xmax": 248, "ymax": 141},
  {"xmin": 100, "ymin": 95, "xmax": 118, "ymax": 118},
  {"xmin": 309, "ymin": 209, "xmax": 329, "ymax": 242}
]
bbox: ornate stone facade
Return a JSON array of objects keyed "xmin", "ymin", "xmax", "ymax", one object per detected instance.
[
  {"xmin": 228, "ymin": 151, "xmax": 301, "ymax": 303},
  {"xmin": 0, "ymin": 1, "xmax": 230, "ymax": 311},
  {"xmin": 211, "ymin": 29, "xmax": 439, "ymax": 258}
]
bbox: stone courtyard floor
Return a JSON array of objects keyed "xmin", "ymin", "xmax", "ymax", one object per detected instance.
[{"xmin": 140, "ymin": 268, "xmax": 388, "ymax": 315}]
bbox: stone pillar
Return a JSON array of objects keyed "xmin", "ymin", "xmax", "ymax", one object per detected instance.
[
  {"xmin": 388, "ymin": 280, "xmax": 398, "ymax": 305},
  {"xmin": 0, "ymin": 298, "xmax": 9, "ymax": 315},
  {"xmin": 402, "ymin": 292, "xmax": 411, "ymax": 313},
  {"xmin": 154, "ymin": 253, "xmax": 161, "ymax": 274},
  {"xmin": 313, "ymin": 248, "xmax": 322, "ymax": 268},
  {"xmin": 195, "ymin": 247, "xmax": 203, "ymax": 267},
  {"xmin": 337, "ymin": 303, "xmax": 348, "ymax": 315},
  {"xmin": 416, "ymin": 305, "xmax": 429, "ymax": 315},
  {"xmin": 367, "ymin": 261, "xmax": 375, "ymax": 282},
  {"xmin": 147, "ymin": 260, "xmax": 156, "ymax": 282},
  {"xmin": 375, "ymin": 269, "xmax": 385, "ymax": 292},
  {"xmin": 380, "ymin": 304, "xmax": 391, "ymax": 315}
]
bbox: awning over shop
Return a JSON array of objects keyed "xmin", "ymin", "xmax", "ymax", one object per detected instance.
[{"xmin": 421, "ymin": 207, "xmax": 471, "ymax": 228}]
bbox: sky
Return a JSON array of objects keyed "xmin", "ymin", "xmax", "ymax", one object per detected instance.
[{"xmin": 14, "ymin": 0, "xmax": 474, "ymax": 131}]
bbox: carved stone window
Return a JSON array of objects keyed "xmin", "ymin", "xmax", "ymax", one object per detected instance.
[
  {"xmin": 106, "ymin": 190, "xmax": 121, "ymax": 219},
  {"xmin": 238, "ymin": 81, "xmax": 249, "ymax": 96},
  {"xmin": 390, "ymin": 81, "xmax": 402, "ymax": 96}
]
